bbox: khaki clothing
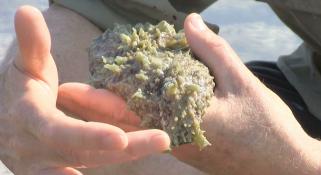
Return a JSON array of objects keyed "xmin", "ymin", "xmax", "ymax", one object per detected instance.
[
  {"xmin": 52, "ymin": 0, "xmax": 321, "ymax": 120},
  {"xmin": 259, "ymin": 0, "xmax": 321, "ymax": 120},
  {"xmin": 51, "ymin": 0, "xmax": 218, "ymax": 31}
]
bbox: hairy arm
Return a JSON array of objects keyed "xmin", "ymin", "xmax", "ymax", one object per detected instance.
[
  {"xmin": 173, "ymin": 13, "xmax": 321, "ymax": 175},
  {"xmin": 180, "ymin": 97, "xmax": 321, "ymax": 174}
]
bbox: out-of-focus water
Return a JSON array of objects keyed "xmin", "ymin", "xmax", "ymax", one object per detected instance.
[
  {"xmin": 0, "ymin": 0, "xmax": 302, "ymax": 64},
  {"xmin": 0, "ymin": 0, "xmax": 302, "ymax": 174},
  {"xmin": 202, "ymin": 0, "xmax": 302, "ymax": 61}
]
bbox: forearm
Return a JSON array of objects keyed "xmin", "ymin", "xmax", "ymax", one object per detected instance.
[{"xmin": 244, "ymin": 108, "xmax": 321, "ymax": 175}]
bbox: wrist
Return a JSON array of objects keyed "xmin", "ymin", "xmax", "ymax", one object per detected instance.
[
  {"xmin": 297, "ymin": 135, "xmax": 321, "ymax": 175},
  {"xmin": 255, "ymin": 114, "xmax": 321, "ymax": 175},
  {"xmin": 174, "ymin": 112, "xmax": 321, "ymax": 175},
  {"xmin": 263, "ymin": 120, "xmax": 321, "ymax": 175}
]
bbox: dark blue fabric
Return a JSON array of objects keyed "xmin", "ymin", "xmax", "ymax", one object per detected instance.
[{"xmin": 246, "ymin": 61, "xmax": 321, "ymax": 139}]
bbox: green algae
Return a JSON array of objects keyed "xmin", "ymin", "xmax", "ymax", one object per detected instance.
[{"xmin": 89, "ymin": 21, "xmax": 215, "ymax": 149}]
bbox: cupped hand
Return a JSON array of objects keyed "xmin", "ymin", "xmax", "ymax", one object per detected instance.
[
  {"xmin": 172, "ymin": 14, "xmax": 320, "ymax": 175},
  {"xmin": 0, "ymin": 6, "xmax": 169, "ymax": 175}
]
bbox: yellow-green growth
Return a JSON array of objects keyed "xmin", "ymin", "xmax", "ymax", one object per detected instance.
[
  {"xmin": 115, "ymin": 56, "xmax": 128, "ymax": 65},
  {"xmin": 135, "ymin": 52, "xmax": 150, "ymax": 67},
  {"xmin": 185, "ymin": 84, "xmax": 200, "ymax": 94},
  {"xmin": 89, "ymin": 20, "xmax": 215, "ymax": 150},
  {"xmin": 120, "ymin": 33, "xmax": 131, "ymax": 45},
  {"xmin": 192, "ymin": 120, "xmax": 211, "ymax": 150},
  {"xmin": 104, "ymin": 64, "xmax": 121, "ymax": 74},
  {"xmin": 132, "ymin": 88, "xmax": 145, "ymax": 99},
  {"xmin": 165, "ymin": 82, "xmax": 178, "ymax": 97},
  {"xmin": 135, "ymin": 70, "xmax": 149, "ymax": 81}
]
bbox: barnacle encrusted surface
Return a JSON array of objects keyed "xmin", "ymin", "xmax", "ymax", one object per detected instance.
[{"xmin": 89, "ymin": 21, "xmax": 215, "ymax": 149}]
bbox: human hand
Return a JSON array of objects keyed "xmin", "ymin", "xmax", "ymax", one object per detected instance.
[
  {"xmin": 172, "ymin": 14, "xmax": 321, "ymax": 175},
  {"xmin": 0, "ymin": 6, "xmax": 169, "ymax": 175}
]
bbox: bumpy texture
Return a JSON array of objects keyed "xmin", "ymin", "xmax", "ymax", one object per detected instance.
[{"xmin": 89, "ymin": 21, "xmax": 215, "ymax": 149}]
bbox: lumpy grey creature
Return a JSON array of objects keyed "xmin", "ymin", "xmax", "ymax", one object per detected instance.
[{"xmin": 89, "ymin": 21, "xmax": 215, "ymax": 149}]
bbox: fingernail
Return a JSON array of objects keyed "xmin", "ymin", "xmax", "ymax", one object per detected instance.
[{"xmin": 190, "ymin": 14, "xmax": 206, "ymax": 31}]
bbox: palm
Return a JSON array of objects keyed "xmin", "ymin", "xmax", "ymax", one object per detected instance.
[{"xmin": 0, "ymin": 6, "xmax": 169, "ymax": 175}]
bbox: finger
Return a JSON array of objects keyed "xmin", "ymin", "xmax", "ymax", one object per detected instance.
[
  {"xmin": 124, "ymin": 129, "xmax": 170, "ymax": 158},
  {"xmin": 57, "ymin": 83, "xmax": 140, "ymax": 125},
  {"xmin": 40, "ymin": 110, "xmax": 128, "ymax": 151},
  {"xmin": 14, "ymin": 5, "xmax": 58, "ymax": 93},
  {"xmin": 64, "ymin": 129, "xmax": 170, "ymax": 167},
  {"xmin": 38, "ymin": 167, "xmax": 83, "ymax": 175},
  {"xmin": 184, "ymin": 13, "xmax": 254, "ymax": 91}
]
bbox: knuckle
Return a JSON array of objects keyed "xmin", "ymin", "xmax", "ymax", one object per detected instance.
[{"xmin": 243, "ymin": 76, "xmax": 264, "ymax": 94}]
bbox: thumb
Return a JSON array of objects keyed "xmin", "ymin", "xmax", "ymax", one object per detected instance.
[
  {"xmin": 184, "ymin": 13, "xmax": 254, "ymax": 92},
  {"xmin": 14, "ymin": 5, "xmax": 58, "ymax": 93}
]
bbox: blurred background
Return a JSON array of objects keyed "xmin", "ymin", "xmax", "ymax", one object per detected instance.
[{"xmin": 0, "ymin": 0, "xmax": 302, "ymax": 174}]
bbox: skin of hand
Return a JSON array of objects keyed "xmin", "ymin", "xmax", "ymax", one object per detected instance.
[
  {"xmin": 0, "ymin": 6, "xmax": 170, "ymax": 175},
  {"xmin": 54, "ymin": 12, "xmax": 321, "ymax": 174},
  {"xmin": 168, "ymin": 13, "xmax": 321, "ymax": 175}
]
